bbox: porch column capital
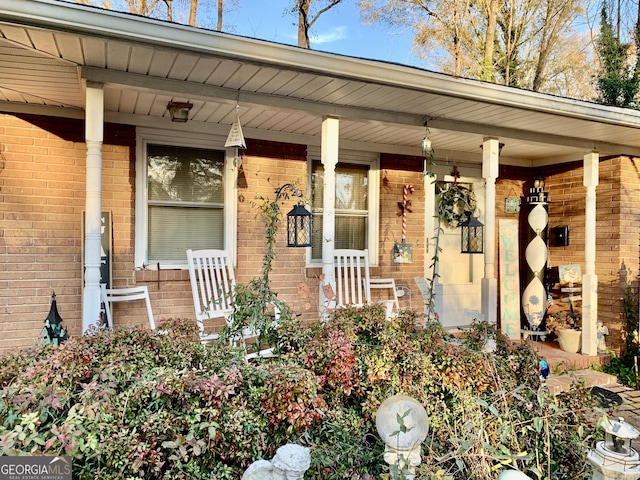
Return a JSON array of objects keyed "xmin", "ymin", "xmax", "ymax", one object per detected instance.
[
  {"xmin": 482, "ymin": 137, "xmax": 499, "ymax": 179},
  {"xmin": 583, "ymin": 151, "xmax": 599, "ymax": 188}
]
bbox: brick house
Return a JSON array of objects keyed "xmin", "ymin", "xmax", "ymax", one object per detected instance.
[{"xmin": 2, "ymin": 0, "xmax": 640, "ymax": 357}]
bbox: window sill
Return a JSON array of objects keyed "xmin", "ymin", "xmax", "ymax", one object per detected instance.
[{"xmin": 135, "ymin": 267, "xmax": 190, "ymax": 283}]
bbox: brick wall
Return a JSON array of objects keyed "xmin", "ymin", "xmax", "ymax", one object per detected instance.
[
  {"xmin": 0, "ymin": 113, "xmax": 138, "ymax": 353},
  {"xmin": 494, "ymin": 160, "xmax": 640, "ymax": 355},
  {"xmin": 379, "ymin": 154, "xmax": 426, "ymax": 312},
  {"xmin": 3, "ymin": 111, "xmax": 637, "ymax": 356},
  {"xmin": 544, "ymin": 157, "xmax": 640, "ymax": 353},
  {"xmin": 0, "ymin": 116, "xmax": 431, "ymax": 357},
  {"xmin": 235, "ymin": 142, "xmax": 311, "ymax": 319}
]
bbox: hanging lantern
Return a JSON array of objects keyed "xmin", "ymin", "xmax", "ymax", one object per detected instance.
[
  {"xmin": 42, "ymin": 292, "xmax": 68, "ymax": 346},
  {"xmin": 287, "ymin": 202, "xmax": 312, "ymax": 247},
  {"xmin": 461, "ymin": 216, "xmax": 484, "ymax": 254}
]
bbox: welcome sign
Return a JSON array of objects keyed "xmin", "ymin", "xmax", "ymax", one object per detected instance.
[{"xmin": 499, "ymin": 219, "xmax": 521, "ymax": 339}]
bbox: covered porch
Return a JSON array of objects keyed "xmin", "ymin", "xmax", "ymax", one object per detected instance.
[{"xmin": 2, "ymin": 0, "xmax": 640, "ymax": 356}]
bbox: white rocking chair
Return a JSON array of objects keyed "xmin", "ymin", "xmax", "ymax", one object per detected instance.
[
  {"xmin": 333, "ymin": 249, "xmax": 371, "ymax": 309},
  {"xmin": 187, "ymin": 249, "xmax": 236, "ymax": 344},
  {"xmin": 187, "ymin": 248, "xmax": 275, "ymax": 358}
]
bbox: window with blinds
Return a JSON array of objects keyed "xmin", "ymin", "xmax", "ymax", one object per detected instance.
[
  {"xmin": 147, "ymin": 144, "xmax": 225, "ymax": 263},
  {"xmin": 311, "ymin": 161, "xmax": 369, "ymax": 260}
]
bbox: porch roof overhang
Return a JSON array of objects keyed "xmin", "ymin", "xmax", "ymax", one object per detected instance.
[{"xmin": 2, "ymin": 0, "xmax": 640, "ymax": 167}]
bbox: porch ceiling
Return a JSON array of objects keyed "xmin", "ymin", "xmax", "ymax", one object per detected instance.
[{"xmin": 2, "ymin": 0, "xmax": 640, "ymax": 167}]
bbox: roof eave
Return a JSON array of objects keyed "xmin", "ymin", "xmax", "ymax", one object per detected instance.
[{"xmin": 3, "ymin": 0, "xmax": 640, "ymax": 131}]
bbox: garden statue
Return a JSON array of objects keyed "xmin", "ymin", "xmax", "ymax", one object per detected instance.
[
  {"xmin": 539, "ymin": 359, "xmax": 549, "ymax": 381},
  {"xmin": 597, "ymin": 320, "xmax": 609, "ymax": 353},
  {"xmin": 242, "ymin": 443, "xmax": 311, "ymax": 480},
  {"xmin": 376, "ymin": 395, "xmax": 429, "ymax": 480}
]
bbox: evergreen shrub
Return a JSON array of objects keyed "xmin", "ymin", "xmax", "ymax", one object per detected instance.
[{"xmin": 0, "ymin": 309, "xmax": 599, "ymax": 479}]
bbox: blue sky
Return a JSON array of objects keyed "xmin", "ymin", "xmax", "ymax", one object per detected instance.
[{"xmin": 224, "ymin": 1, "xmax": 421, "ymax": 67}]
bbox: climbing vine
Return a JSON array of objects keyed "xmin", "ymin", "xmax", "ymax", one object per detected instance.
[{"xmin": 221, "ymin": 180, "xmax": 300, "ymax": 351}]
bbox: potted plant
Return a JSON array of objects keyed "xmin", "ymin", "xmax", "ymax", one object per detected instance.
[{"xmin": 545, "ymin": 306, "xmax": 582, "ymax": 353}]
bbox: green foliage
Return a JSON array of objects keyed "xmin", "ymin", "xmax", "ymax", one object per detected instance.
[
  {"xmin": 0, "ymin": 311, "xmax": 598, "ymax": 479},
  {"xmin": 595, "ymin": 5, "xmax": 640, "ymax": 108},
  {"xmin": 221, "ymin": 182, "xmax": 302, "ymax": 353},
  {"xmin": 603, "ymin": 286, "xmax": 640, "ymax": 388}
]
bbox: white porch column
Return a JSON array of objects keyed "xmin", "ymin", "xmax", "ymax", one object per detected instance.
[
  {"xmin": 582, "ymin": 151, "xmax": 599, "ymax": 356},
  {"xmin": 320, "ymin": 116, "xmax": 339, "ymax": 304},
  {"xmin": 82, "ymin": 82, "xmax": 104, "ymax": 333},
  {"xmin": 481, "ymin": 137, "xmax": 499, "ymax": 325}
]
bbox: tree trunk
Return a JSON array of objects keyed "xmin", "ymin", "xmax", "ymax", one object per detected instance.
[
  {"xmin": 481, "ymin": 0, "xmax": 498, "ymax": 81},
  {"xmin": 298, "ymin": 0, "xmax": 311, "ymax": 48},
  {"xmin": 189, "ymin": 0, "xmax": 197, "ymax": 26},
  {"xmin": 217, "ymin": 0, "xmax": 223, "ymax": 31}
]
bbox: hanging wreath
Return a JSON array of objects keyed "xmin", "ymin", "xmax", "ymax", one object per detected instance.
[{"xmin": 437, "ymin": 182, "xmax": 477, "ymax": 228}]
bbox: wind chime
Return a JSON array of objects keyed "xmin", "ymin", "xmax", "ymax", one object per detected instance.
[{"xmin": 393, "ymin": 184, "xmax": 414, "ymax": 263}]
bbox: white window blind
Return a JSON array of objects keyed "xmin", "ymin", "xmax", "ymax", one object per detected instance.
[
  {"xmin": 311, "ymin": 161, "xmax": 369, "ymax": 260},
  {"xmin": 147, "ymin": 144, "xmax": 225, "ymax": 263}
]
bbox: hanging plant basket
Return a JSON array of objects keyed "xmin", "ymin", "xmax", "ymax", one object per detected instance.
[{"xmin": 437, "ymin": 183, "xmax": 477, "ymax": 228}]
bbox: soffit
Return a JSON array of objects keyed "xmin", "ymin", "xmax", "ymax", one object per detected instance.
[{"xmin": 2, "ymin": 0, "xmax": 640, "ymax": 167}]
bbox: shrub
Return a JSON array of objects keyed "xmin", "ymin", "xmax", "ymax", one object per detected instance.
[{"xmin": 0, "ymin": 312, "xmax": 598, "ymax": 479}]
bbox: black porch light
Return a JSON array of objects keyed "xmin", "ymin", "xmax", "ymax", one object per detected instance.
[
  {"xmin": 287, "ymin": 202, "xmax": 312, "ymax": 247},
  {"xmin": 166, "ymin": 101, "xmax": 193, "ymax": 122},
  {"xmin": 274, "ymin": 183, "xmax": 312, "ymax": 248},
  {"xmin": 461, "ymin": 215, "xmax": 484, "ymax": 254}
]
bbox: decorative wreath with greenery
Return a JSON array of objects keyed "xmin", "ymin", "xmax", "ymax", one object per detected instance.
[{"xmin": 437, "ymin": 182, "xmax": 477, "ymax": 228}]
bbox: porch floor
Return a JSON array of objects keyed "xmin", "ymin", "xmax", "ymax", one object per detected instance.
[{"xmin": 525, "ymin": 338, "xmax": 611, "ymax": 372}]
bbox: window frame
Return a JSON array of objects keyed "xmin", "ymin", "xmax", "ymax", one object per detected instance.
[
  {"xmin": 135, "ymin": 128, "xmax": 237, "ymax": 269},
  {"xmin": 306, "ymin": 150, "xmax": 380, "ymax": 267}
]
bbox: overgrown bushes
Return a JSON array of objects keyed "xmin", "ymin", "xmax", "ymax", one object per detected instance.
[{"xmin": 0, "ymin": 307, "xmax": 599, "ymax": 479}]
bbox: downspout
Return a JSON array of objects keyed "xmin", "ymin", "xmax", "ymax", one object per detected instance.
[
  {"xmin": 82, "ymin": 82, "xmax": 104, "ymax": 332},
  {"xmin": 481, "ymin": 137, "xmax": 499, "ymax": 325},
  {"xmin": 320, "ymin": 116, "xmax": 339, "ymax": 311},
  {"xmin": 582, "ymin": 151, "xmax": 599, "ymax": 356}
]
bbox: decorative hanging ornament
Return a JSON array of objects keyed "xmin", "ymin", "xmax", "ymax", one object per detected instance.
[
  {"xmin": 225, "ymin": 105, "xmax": 246, "ymax": 168},
  {"xmin": 394, "ymin": 184, "xmax": 415, "ymax": 263},
  {"xmin": 451, "ymin": 166, "xmax": 460, "ymax": 185},
  {"xmin": 225, "ymin": 105, "xmax": 246, "ymax": 149},
  {"xmin": 504, "ymin": 187, "xmax": 522, "ymax": 213},
  {"xmin": 397, "ymin": 184, "xmax": 414, "ymax": 241}
]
